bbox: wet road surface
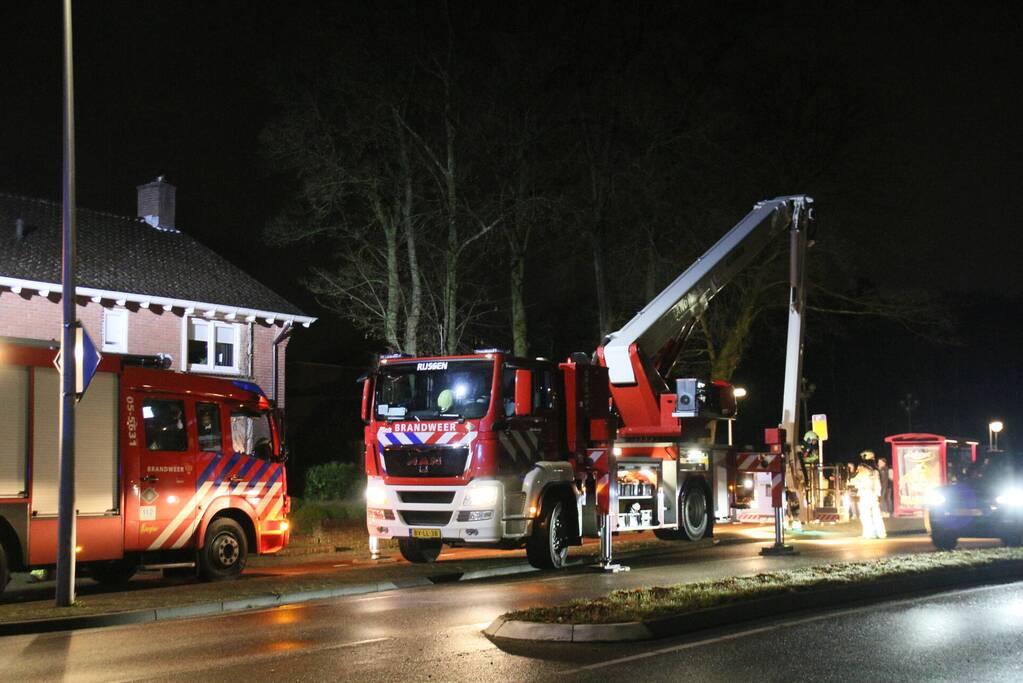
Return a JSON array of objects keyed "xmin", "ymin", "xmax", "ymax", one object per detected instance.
[{"xmin": 0, "ymin": 533, "xmax": 1006, "ymax": 682}]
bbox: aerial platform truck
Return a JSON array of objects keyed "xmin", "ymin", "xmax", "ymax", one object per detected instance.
[{"xmin": 361, "ymin": 196, "xmax": 814, "ymax": 569}]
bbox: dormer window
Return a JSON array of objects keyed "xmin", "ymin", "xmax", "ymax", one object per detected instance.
[{"xmin": 186, "ymin": 318, "xmax": 240, "ymax": 374}]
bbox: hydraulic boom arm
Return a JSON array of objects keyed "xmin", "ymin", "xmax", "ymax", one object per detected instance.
[{"xmin": 599, "ymin": 195, "xmax": 814, "ymax": 433}]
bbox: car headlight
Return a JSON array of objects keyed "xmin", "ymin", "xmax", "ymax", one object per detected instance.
[
  {"xmin": 365, "ymin": 478, "xmax": 388, "ymax": 506},
  {"xmin": 995, "ymin": 489, "xmax": 1023, "ymax": 506},
  {"xmin": 926, "ymin": 490, "xmax": 947, "ymax": 507},
  {"xmin": 462, "ymin": 483, "xmax": 501, "ymax": 508}
]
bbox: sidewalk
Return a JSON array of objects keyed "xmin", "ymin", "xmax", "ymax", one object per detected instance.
[{"xmin": 0, "ymin": 531, "xmax": 708, "ymax": 633}]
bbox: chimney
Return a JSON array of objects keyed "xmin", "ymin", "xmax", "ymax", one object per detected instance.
[{"xmin": 136, "ymin": 176, "xmax": 177, "ymax": 232}]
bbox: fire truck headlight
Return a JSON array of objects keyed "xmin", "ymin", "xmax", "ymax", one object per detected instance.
[
  {"xmin": 365, "ymin": 479, "xmax": 388, "ymax": 507},
  {"xmin": 926, "ymin": 490, "xmax": 947, "ymax": 507},
  {"xmin": 995, "ymin": 489, "xmax": 1023, "ymax": 506},
  {"xmin": 462, "ymin": 482, "xmax": 501, "ymax": 508}
]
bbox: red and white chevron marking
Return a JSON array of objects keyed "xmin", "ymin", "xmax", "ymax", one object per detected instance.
[
  {"xmin": 737, "ymin": 452, "xmax": 783, "ymax": 472},
  {"xmin": 736, "ymin": 511, "xmax": 775, "ymax": 522},
  {"xmin": 376, "ymin": 426, "xmax": 479, "ymax": 448},
  {"xmin": 498, "ymin": 429, "xmax": 540, "ymax": 463}
]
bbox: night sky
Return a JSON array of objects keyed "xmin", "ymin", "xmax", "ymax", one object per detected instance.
[{"xmin": 2, "ymin": 2, "xmax": 1022, "ymax": 467}]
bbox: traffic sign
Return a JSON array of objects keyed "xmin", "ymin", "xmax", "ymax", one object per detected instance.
[
  {"xmin": 54, "ymin": 322, "xmax": 102, "ymax": 398},
  {"xmin": 811, "ymin": 413, "xmax": 829, "ymax": 441}
]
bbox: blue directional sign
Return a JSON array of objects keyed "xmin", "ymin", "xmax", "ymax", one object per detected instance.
[{"xmin": 54, "ymin": 322, "xmax": 103, "ymax": 399}]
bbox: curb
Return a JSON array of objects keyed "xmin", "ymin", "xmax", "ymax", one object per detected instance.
[
  {"xmin": 485, "ymin": 561, "xmax": 1023, "ymax": 644},
  {"xmin": 0, "ymin": 560, "xmax": 554, "ymax": 637}
]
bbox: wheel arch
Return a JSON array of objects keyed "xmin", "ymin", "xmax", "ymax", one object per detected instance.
[
  {"xmin": 198, "ymin": 506, "xmax": 257, "ymax": 554},
  {"xmin": 0, "ymin": 516, "xmax": 26, "ymax": 572}
]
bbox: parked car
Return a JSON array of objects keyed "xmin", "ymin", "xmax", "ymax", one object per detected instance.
[{"xmin": 926, "ymin": 452, "xmax": 1023, "ymax": 550}]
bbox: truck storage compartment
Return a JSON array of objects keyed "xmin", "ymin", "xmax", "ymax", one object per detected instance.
[
  {"xmin": 615, "ymin": 459, "xmax": 662, "ymax": 530},
  {"xmin": 32, "ymin": 368, "xmax": 119, "ymax": 516},
  {"xmin": 0, "ymin": 365, "xmax": 29, "ymax": 497}
]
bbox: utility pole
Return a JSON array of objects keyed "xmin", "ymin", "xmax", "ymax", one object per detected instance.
[{"xmin": 56, "ymin": 0, "xmax": 78, "ymax": 608}]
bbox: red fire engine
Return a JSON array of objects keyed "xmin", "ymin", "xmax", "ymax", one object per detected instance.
[
  {"xmin": 361, "ymin": 196, "xmax": 813, "ymax": 569},
  {"xmin": 0, "ymin": 338, "xmax": 290, "ymax": 593}
]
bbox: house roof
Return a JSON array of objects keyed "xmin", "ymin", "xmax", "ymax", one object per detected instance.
[{"xmin": 0, "ymin": 192, "xmax": 311, "ymax": 321}]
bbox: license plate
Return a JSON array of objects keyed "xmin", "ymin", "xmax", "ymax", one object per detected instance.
[
  {"xmin": 952, "ymin": 508, "xmax": 983, "ymax": 517},
  {"xmin": 411, "ymin": 528, "xmax": 442, "ymax": 539}
]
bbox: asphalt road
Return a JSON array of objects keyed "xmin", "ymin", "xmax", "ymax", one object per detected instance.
[{"xmin": 0, "ymin": 533, "xmax": 1007, "ymax": 682}]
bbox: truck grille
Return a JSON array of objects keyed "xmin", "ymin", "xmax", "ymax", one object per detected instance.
[
  {"xmin": 398, "ymin": 491, "xmax": 456, "ymax": 504},
  {"xmin": 400, "ymin": 510, "xmax": 453, "ymax": 526},
  {"xmin": 383, "ymin": 446, "xmax": 469, "ymax": 478}
]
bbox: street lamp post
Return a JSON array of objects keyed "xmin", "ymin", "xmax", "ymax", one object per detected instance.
[
  {"xmin": 989, "ymin": 420, "xmax": 1004, "ymax": 452},
  {"xmin": 729, "ymin": 387, "xmax": 748, "ymax": 446}
]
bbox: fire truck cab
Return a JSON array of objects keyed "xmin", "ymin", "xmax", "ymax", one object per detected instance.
[{"xmin": 0, "ymin": 338, "xmax": 290, "ymax": 594}]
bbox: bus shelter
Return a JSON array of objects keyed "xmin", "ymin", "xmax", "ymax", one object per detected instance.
[{"xmin": 885, "ymin": 433, "xmax": 978, "ymax": 517}]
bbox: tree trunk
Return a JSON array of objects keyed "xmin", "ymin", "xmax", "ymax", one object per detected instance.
[
  {"xmin": 396, "ymin": 114, "xmax": 421, "ymax": 355},
  {"xmin": 383, "ymin": 222, "xmax": 401, "ymax": 352},
  {"xmin": 443, "ymin": 95, "xmax": 459, "ymax": 355},
  {"xmin": 510, "ymin": 248, "xmax": 528, "ymax": 356},
  {"xmin": 591, "ymin": 229, "xmax": 611, "ymax": 339}
]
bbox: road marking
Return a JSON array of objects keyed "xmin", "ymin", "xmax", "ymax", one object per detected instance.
[{"xmin": 563, "ymin": 580, "xmax": 1023, "ymax": 675}]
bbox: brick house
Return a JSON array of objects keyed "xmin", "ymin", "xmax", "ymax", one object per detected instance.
[{"xmin": 0, "ymin": 178, "xmax": 315, "ymax": 405}]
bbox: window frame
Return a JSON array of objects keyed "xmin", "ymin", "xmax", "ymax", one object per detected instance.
[
  {"xmin": 102, "ymin": 308, "xmax": 128, "ymax": 353},
  {"xmin": 183, "ymin": 317, "xmax": 241, "ymax": 375}
]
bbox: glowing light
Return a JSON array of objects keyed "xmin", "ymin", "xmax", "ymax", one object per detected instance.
[
  {"xmin": 166, "ymin": 495, "xmax": 179, "ymax": 504},
  {"xmin": 453, "ymin": 383, "xmax": 468, "ymax": 400},
  {"xmin": 365, "ymin": 479, "xmax": 387, "ymax": 506},
  {"xmin": 926, "ymin": 490, "xmax": 947, "ymax": 507},
  {"xmin": 280, "ymin": 521, "xmax": 290, "ymax": 532},
  {"xmin": 990, "ymin": 421, "xmax": 1004, "ymax": 434},
  {"xmin": 733, "ymin": 387, "xmax": 748, "ymax": 399},
  {"xmin": 462, "ymin": 483, "xmax": 501, "ymax": 508},
  {"xmin": 995, "ymin": 489, "xmax": 1023, "ymax": 506},
  {"xmin": 528, "ymin": 505, "xmax": 538, "ymax": 517},
  {"xmin": 75, "ymin": 546, "xmax": 82, "ymax": 553},
  {"xmin": 612, "ymin": 447, "xmax": 623, "ymax": 456}
]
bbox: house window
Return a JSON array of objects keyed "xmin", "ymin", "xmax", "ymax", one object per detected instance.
[
  {"xmin": 186, "ymin": 318, "xmax": 240, "ymax": 373},
  {"xmin": 102, "ymin": 308, "xmax": 128, "ymax": 353}
]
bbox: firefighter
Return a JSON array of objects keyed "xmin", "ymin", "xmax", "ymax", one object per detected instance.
[{"xmin": 850, "ymin": 463, "xmax": 886, "ymax": 539}]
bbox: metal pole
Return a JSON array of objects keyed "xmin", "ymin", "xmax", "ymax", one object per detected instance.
[
  {"xmin": 56, "ymin": 0, "xmax": 78, "ymax": 607},
  {"xmin": 727, "ymin": 419, "xmax": 733, "ymax": 447}
]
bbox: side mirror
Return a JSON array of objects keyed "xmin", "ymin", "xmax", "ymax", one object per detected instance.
[
  {"xmin": 514, "ymin": 369, "xmax": 533, "ymax": 417},
  {"xmin": 360, "ymin": 377, "xmax": 373, "ymax": 424}
]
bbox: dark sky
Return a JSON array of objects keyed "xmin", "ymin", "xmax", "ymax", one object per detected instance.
[{"xmin": 2, "ymin": 2, "xmax": 1022, "ymax": 460}]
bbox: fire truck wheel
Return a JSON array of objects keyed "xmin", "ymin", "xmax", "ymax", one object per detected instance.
[
  {"xmin": 0, "ymin": 543, "xmax": 9, "ymax": 594},
  {"xmin": 397, "ymin": 538, "xmax": 442, "ymax": 563},
  {"xmin": 680, "ymin": 481, "xmax": 711, "ymax": 541},
  {"xmin": 930, "ymin": 528, "xmax": 958, "ymax": 551},
  {"xmin": 200, "ymin": 518, "xmax": 248, "ymax": 581},
  {"xmin": 526, "ymin": 496, "xmax": 569, "ymax": 570},
  {"xmin": 90, "ymin": 560, "xmax": 137, "ymax": 588}
]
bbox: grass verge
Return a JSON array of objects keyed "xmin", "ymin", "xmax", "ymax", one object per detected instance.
[{"xmin": 505, "ymin": 548, "xmax": 1023, "ymax": 624}]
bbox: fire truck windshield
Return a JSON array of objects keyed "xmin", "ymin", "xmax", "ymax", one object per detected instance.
[{"xmin": 375, "ymin": 360, "xmax": 494, "ymax": 420}]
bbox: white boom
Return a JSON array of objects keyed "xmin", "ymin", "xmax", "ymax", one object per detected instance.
[{"xmin": 602, "ymin": 195, "xmax": 814, "ymax": 387}]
